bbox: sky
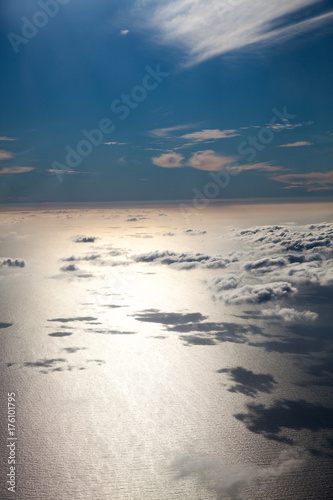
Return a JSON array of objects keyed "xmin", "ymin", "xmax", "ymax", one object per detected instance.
[{"xmin": 0, "ymin": 0, "xmax": 333, "ymax": 203}]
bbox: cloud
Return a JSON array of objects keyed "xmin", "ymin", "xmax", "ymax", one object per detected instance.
[
  {"xmin": 217, "ymin": 367, "xmax": 277, "ymax": 397},
  {"xmin": 260, "ymin": 306, "xmax": 318, "ymax": 322},
  {"xmin": 47, "ymin": 317, "xmax": 97, "ymax": 323},
  {"xmin": 133, "ymin": 250, "xmax": 237, "ymax": 269},
  {"xmin": 60, "ymin": 264, "xmax": 78, "ymax": 272},
  {"xmin": 149, "ymin": 124, "xmax": 194, "ymax": 137},
  {"xmin": 0, "ymin": 166, "xmax": 34, "ymax": 174},
  {"xmin": 0, "ymin": 136, "xmax": 17, "ymax": 141},
  {"xmin": 0, "ymin": 150, "xmax": 13, "ymax": 161},
  {"xmin": 135, "ymin": 0, "xmax": 333, "ymax": 66},
  {"xmin": 0, "ymin": 322, "xmax": 12, "ymax": 329},
  {"xmin": 170, "ymin": 449, "xmax": 303, "ymax": 499},
  {"xmin": 132, "ymin": 309, "xmax": 206, "ymax": 324},
  {"xmin": 273, "ymin": 171, "xmax": 333, "ymax": 191},
  {"xmin": 183, "ymin": 229, "xmax": 207, "ymax": 236},
  {"xmin": 120, "ymin": 29, "xmax": 129, "ymax": 35},
  {"xmin": 152, "ymin": 152, "xmax": 184, "ymax": 168},
  {"xmin": 0, "ymin": 258, "xmax": 25, "ymax": 268},
  {"xmin": 277, "ymin": 141, "xmax": 313, "ymax": 147},
  {"xmin": 180, "ymin": 129, "xmax": 240, "ymax": 141},
  {"xmin": 221, "ymin": 282, "xmax": 297, "ymax": 304},
  {"xmin": 187, "ymin": 150, "xmax": 236, "ymax": 171},
  {"xmin": 210, "ymin": 275, "xmax": 242, "ymax": 291},
  {"xmin": 73, "ymin": 235, "xmax": 97, "ymax": 243},
  {"xmin": 103, "ymin": 141, "xmax": 127, "ymax": 145}
]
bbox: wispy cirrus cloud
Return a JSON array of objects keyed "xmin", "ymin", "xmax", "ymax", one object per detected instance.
[
  {"xmin": 0, "ymin": 166, "xmax": 34, "ymax": 175},
  {"xmin": 276, "ymin": 141, "xmax": 313, "ymax": 147},
  {"xmin": 149, "ymin": 124, "xmax": 196, "ymax": 138},
  {"xmin": 134, "ymin": 0, "xmax": 333, "ymax": 66},
  {"xmin": 273, "ymin": 171, "xmax": 333, "ymax": 191},
  {"xmin": 0, "ymin": 136, "xmax": 17, "ymax": 141}
]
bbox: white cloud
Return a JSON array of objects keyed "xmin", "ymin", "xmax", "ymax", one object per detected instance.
[
  {"xmin": 135, "ymin": 0, "xmax": 333, "ymax": 66},
  {"xmin": 0, "ymin": 136, "xmax": 16, "ymax": 141},
  {"xmin": 277, "ymin": 141, "xmax": 313, "ymax": 147},
  {"xmin": 120, "ymin": 29, "xmax": 129, "ymax": 36},
  {"xmin": 210, "ymin": 274, "xmax": 242, "ymax": 292},
  {"xmin": 104, "ymin": 141, "xmax": 127, "ymax": 145},
  {"xmin": 261, "ymin": 306, "xmax": 318, "ymax": 322},
  {"xmin": 221, "ymin": 281, "xmax": 297, "ymax": 304},
  {"xmin": 180, "ymin": 129, "xmax": 240, "ymax": 141},
  {"xmin": 170, "ymin": 449, "xmax": 303, "ymax": 498},
  {"xmin": 133, "ymin": 250, "xmax": 237, "ymax": 270},
  {"xmin": 152, "ymin": 152, "xmax": 184, "ymax": 168},
  {"xmin": 187, "ymin": 150, "xmax": 236, "ymax": 171}
]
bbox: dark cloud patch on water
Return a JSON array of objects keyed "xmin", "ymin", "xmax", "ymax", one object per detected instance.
[
  {"xmin": 217, "ymin": 367, "xmax": 278, "ymax": 397},
  {"xmin": 48, "ymin": 317, "xmax": 97, "ymax": 323},
  {"xmin": 48, "ymin": 332, "xmax": 73, "ymax": 337},
  {"xmin": 0, "ymin": 322, "xmax": 12, "ymax": 329}
]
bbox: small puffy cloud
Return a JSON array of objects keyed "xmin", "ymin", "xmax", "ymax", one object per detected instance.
[
  {"xmin": 73, "ymin": 235, "xmax": 97, "ymax": 243},
  {"xmin": 0, "ymin": 166, "xmax": 34, "ymax": 174},
  {"xmin": 0, "ymin": 258, "xmax": 25, "ymax": 268},
  {"xmin": 120, "ymin": 29, "xmax": 129, "ymax": 35},
  {"xmin": 276, "ymin": 141, "xmax": 313, "ymax": 147},
  {"xmin": 183, "ymin": 229, "xmax": 207, "ymax": 236},
  {"xmin": 187, "ymin": 150, "xmax": 236, "ymax": 171},
  {"xmin": 221, "ymin": 282, "xmax": 297, "ymax": 305},
  {"xmin": 273, "ymin": 171, "xmax": 333, "ymax": 191},
  {"xmin": 152, "ymin": 152, "xmax": 184, "ymax": 168},
  {"xmin": 180, "ymin": 129, "xmax": 240, "ymax": 142},
  {"xmin": 261, "ymin": 306, "xmax": 318, "ymax": 322},
  {"xmin": 60, "ymin": 264, "xmax": 78, "ymax": 272}
]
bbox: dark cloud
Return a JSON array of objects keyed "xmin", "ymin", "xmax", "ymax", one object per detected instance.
[
  {"xmin": 183, "ymin": 229, "xmax": 207, "ymax": 236},
  {"xmin": 48, "ymin": 317, "xmax": 97, "ymax": 323},
  {"xmin": 0, "ymin": 322, "xmax": 12, "ymax": 328},
  {"xmin": 235, "ymin": 399, "xmax": 333, "ymax": 439},
  {"xmin": 48, "ymin": 332, "xmax": 73, "ymax": 337},
  {"xmin": 60, "ymin": 264, "xmax": 78, "ymax": 272},
  {"xmin": 217, "ymin": 367, "xmax": 277, "ymax": 397},
  {"xmin": 73, "ymin": 235, "xmax": 97, "ymax": 243},
  {"xmin": 62, "ymin": 347, "xmax": 87, "ymax": 353},
  {"xmin": 88, "ymin": 329, "xmax": 136, "ymax": 335},
  {"xmin": 132, "ymin": 309, "xmax": 206, "ymax": 324},
  {"xmin": 0, "ymin": 258, "xmax": 25, "ymax": 267},
  {"xmin": 62, "ymin": 254, "xmax": 101, "ymax": 262}
]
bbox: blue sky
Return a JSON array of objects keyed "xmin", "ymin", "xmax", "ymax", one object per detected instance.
[{"xmin": 0, "ymin": 0, "xmax": 333, "ymax": 203}]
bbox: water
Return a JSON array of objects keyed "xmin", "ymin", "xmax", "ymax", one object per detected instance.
[{"xmin": 1, "ymin": 202, "xmax": 333, "ymax": 499}]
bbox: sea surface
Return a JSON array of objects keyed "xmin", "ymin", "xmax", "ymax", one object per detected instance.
[{"xmin": 1, "ymin": 202, "xmax": 333, "ymax": 499}]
